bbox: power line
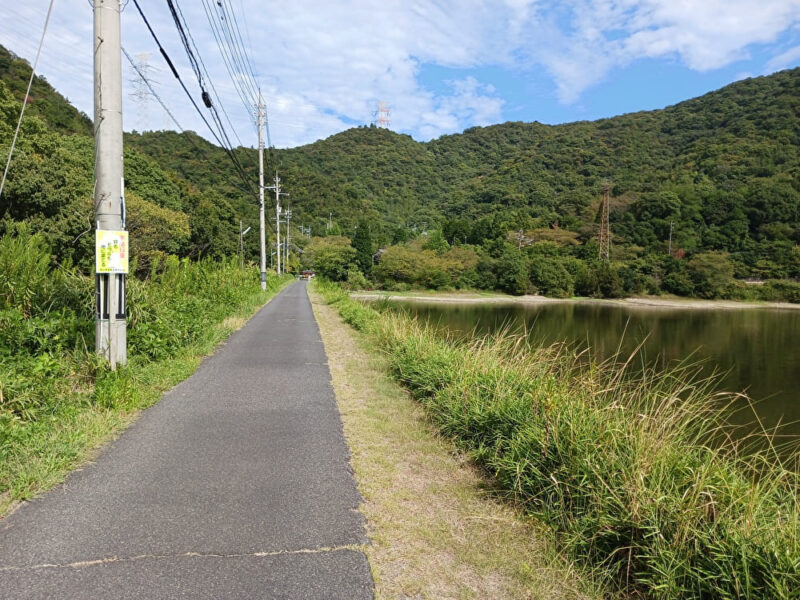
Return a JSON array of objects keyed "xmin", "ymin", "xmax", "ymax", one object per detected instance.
[
  {"xmin": 130, "ymin": 0, "xmax": 256, "ymax": 196},
  {"xmin": 214, "ymin": 0, "xmax": 260, "ymax": 103},
  {"xmin": 124, "ymin": 46, "xmax": 255, "ymax": 198},
  {"xmin": 200, "ymin": 0, "xmax": 258, "ymax": 119},
  {"xmin": 226, "ymin": 0, "xmax": 259, "ymax": 82},
  {"xmin": 217, "ymin": 0, "xmax": 259, "ymax": 91},
  {"xmin": 195, "ymin": 1, "xmax": 281, "ymax": 172},
  {"xmin": 172, "ymin": 0, "xmax": 244, "ymax": 147},
  {"xmin": 164, "ymin": 0, "xmax": 242, "ymax": 156},
  {"xmin": 0, "ymin": 0, "xmax": 56, "ymax": 203}
]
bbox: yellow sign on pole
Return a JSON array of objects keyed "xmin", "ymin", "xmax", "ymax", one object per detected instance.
[{"xmin": 96, "ymin": 230, "xmax": 129, "ymax": 274}]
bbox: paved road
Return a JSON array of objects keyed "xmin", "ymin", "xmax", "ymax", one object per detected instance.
[{"xmin": 0, "ymin": 281, "xmax": 373, "ymax": 599}]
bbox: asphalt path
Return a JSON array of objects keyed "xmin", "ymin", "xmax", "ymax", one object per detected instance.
[{"xmin": 0, "ymin": 281, "xmax": 373, "ymax": 599}]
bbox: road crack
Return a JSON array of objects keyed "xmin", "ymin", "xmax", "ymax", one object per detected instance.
[{"xmin": 0, "ymin": 545, "xmax": 366, "ymax": 572}]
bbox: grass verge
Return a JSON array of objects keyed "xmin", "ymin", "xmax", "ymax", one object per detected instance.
[
  {"xmin": 310, "ymin": 289, "xmax": 595, "ymax": 599},
  {"xmin": 314, "ymin": 279, "xmax": 799, "ymax": 599},
  {"xmin": 1, "ymin": 232, "xmax": 293, "ymax": 517}
]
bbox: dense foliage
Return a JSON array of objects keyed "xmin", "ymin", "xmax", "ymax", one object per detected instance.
[
  {"xmin": 129, "ymin": 67, "xmax": 799, "ymax": 299},
  {"xmin": 1, "ymin": 44, "xmax": 798, "ymax": 299},
  {"xmin": 0, "ymin": 46, "xmax": 91, "ymax": 136},
  {"xmin": 0, "ymin": 49, "xmax": 252, "ymax": 272},
  {"xmin": 0, "ymin": 226, "xmax": 289, "ymax": 504}
]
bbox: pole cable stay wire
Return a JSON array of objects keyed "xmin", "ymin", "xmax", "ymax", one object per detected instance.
[{"xmin": 0, "ymin": 0, "xmax": 56, "ymax": 203}]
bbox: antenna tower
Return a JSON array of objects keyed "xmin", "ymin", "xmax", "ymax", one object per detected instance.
[
  {"xmin": 374, "ymin": 101, "xmax": 390, "ymax": 128},
  {"xmin": 128, "ymin": 52, "xmax": 158, "ymax": 131},
  {"xmin": 598, "ymin": 181, "xmax": 611, "ymax": 261}
]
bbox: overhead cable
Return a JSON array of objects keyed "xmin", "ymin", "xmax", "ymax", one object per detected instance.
[
  {"xmin": 201, "ymin": 0, "xmax": 260, "ymax": 117},
  {"xmin": 172, "ymin": 0, "xmax": 245, "ymax": 146},
  {"xmin": 130, "ymin": 0, "xmax": 256, "ymax": 195},
  {"xmin": 164, "ymin": 0, "xmax": 247, "ymax": 160}
]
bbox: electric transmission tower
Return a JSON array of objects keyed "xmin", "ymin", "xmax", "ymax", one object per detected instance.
[
  {"xmin": 598, "ymin": 181, "xmax": 611, "ymax": 261},
  {"xmin": 373, "ymin": 101, "xmax": 390, "ymax": 128},
  {"xmin": 128, "ymin": 52, "xmax": 158, "ymax": 131}
]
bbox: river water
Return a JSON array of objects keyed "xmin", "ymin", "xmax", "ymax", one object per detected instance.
[{"xmin": 391, "ymin": 299, "xmax": 800, "ymax": 442}]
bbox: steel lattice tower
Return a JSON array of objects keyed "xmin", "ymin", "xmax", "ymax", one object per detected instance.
[
  {"xmin": 128, "ymin": 52, "xmax": 158, "ymax": 131},
  {"xmin": 598, "ymin": 182, "xmax": 611, "ymax": 261},
  {"xmin": 375, "ymin": 102, "xmax": 390, "ymax": 128}
]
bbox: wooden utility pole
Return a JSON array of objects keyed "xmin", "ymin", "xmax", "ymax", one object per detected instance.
[{"xmin": 94, "ymin": 0, "xmax": 127, "ymax": 367}]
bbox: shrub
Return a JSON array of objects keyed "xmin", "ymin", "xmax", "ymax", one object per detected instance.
[
  {"xmin": 303, "ymin": 236, "xmax": 357, "ymax": 281},
  {"xmin": 688, "ymin": 251, "xmax": 735, "ymax": 298},
  {"xmin": 344, "ymin": 268, "xmax": 369, "ymax": 290}
]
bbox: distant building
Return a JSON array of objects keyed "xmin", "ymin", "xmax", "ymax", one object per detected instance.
[{"xmin": 372, "ymin": 248, "xmax": 387, "ymax": 264}]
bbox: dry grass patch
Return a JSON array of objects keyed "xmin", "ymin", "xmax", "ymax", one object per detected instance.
[{"xmin": 311, "ymin": 295, "xmax": 594, "ymax": 600}]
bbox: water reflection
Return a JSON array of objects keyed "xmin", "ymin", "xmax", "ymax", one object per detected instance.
[{"xmin": 392, "ymin": 301, "xmax": 800, "ymax": 441}]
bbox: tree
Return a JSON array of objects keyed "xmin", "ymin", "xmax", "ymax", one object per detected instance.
[
  {"xmin": 528, "ymin": 254, "xmax": 574, "ymax": 297},
  {"xmin": 687, "ymin": 251, "xmax": 734, "ymax": 298},
  {"xmin": 496, "ymin": 246, "xmax": 528, "ymax": 295},
  {"xmin": 303, "ymin": 236, "xmax": 357, "ymax": 281},
  {"xmin": 422, "ymin": 229, "xmax": 450, "ymax": 254},
  {"xmin": 352, "ymin": 219, "xmax": 373, "ymax": 274}
]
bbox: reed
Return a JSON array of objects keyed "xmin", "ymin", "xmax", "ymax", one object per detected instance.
[{"xmin": 316, "ymin": 279, "xmax": 800, "ymax": 598}]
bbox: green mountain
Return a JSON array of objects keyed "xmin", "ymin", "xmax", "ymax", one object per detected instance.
[
  {"xmin": 1, "ymin": 41, "xmax": 798, "ymax": 298},
  {"xmin": 126, "ymin": 68, "xmax": 799, "ymax": 282},
  {"xmin": 0, "ymin": 46, "xmax": 91, "ymax": 136}
]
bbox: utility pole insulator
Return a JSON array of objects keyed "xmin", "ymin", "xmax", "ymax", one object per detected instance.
[{"xmin": 94, "ymin": 0, "xmax": 127, "ymax": 368}]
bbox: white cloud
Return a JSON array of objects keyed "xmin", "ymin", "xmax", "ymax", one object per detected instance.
[
  {"xmin": 764, "ymin": 45, "xmax": 800, "ymax": 73},
  {"xmin": 0, "ymin": 0, "xmax": 798, "ymax": 147},
  {"xmin": 512, "ymin": 0, "xmax": 800, "ymax": 102}
]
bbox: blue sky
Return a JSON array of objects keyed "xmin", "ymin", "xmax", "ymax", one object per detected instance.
[{"xmin": 1, "ymin": 1, "xmax": 799, "ymax": 148}]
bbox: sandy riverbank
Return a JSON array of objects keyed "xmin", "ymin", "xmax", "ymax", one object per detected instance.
[{"xmin": 351, "ymin": 291, "xmax": 800, "ymax": 311}]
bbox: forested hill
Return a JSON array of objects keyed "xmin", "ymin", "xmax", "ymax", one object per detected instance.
[
  {"xmin": 0, "ymin": 46, "xmax": 91, "ymax": 136},
  {"xmin": 1, "ymin": 39, "xmax": 798, "ymax": 296},
  {"xmin": 273, "ymin": 66, "xmax": 799, "ymax": 250}
]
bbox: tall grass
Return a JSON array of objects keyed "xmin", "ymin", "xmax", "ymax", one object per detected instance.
[
  {"xmin": 1, "ymin": 227, "xmax": 291, "ymax": 507},
  {"xmin": 315, "ymin": 279, "xmax": 800, "ymax": 598}
]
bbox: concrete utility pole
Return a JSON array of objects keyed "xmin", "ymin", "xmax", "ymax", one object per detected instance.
[
  {"xmin": 284, "ymin": 208, "xmax": 292, "ymax": 272},
  {"xmin": 266, "ymin": 172, "xmax": 288, "ymax": 274},
  {"xmin": 256, "ymin": 91, "xmax": 267, "ymax": 290},
  {"xmin": 94, "ymin": 0, "xmax": 126, "ymax": 367}
]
